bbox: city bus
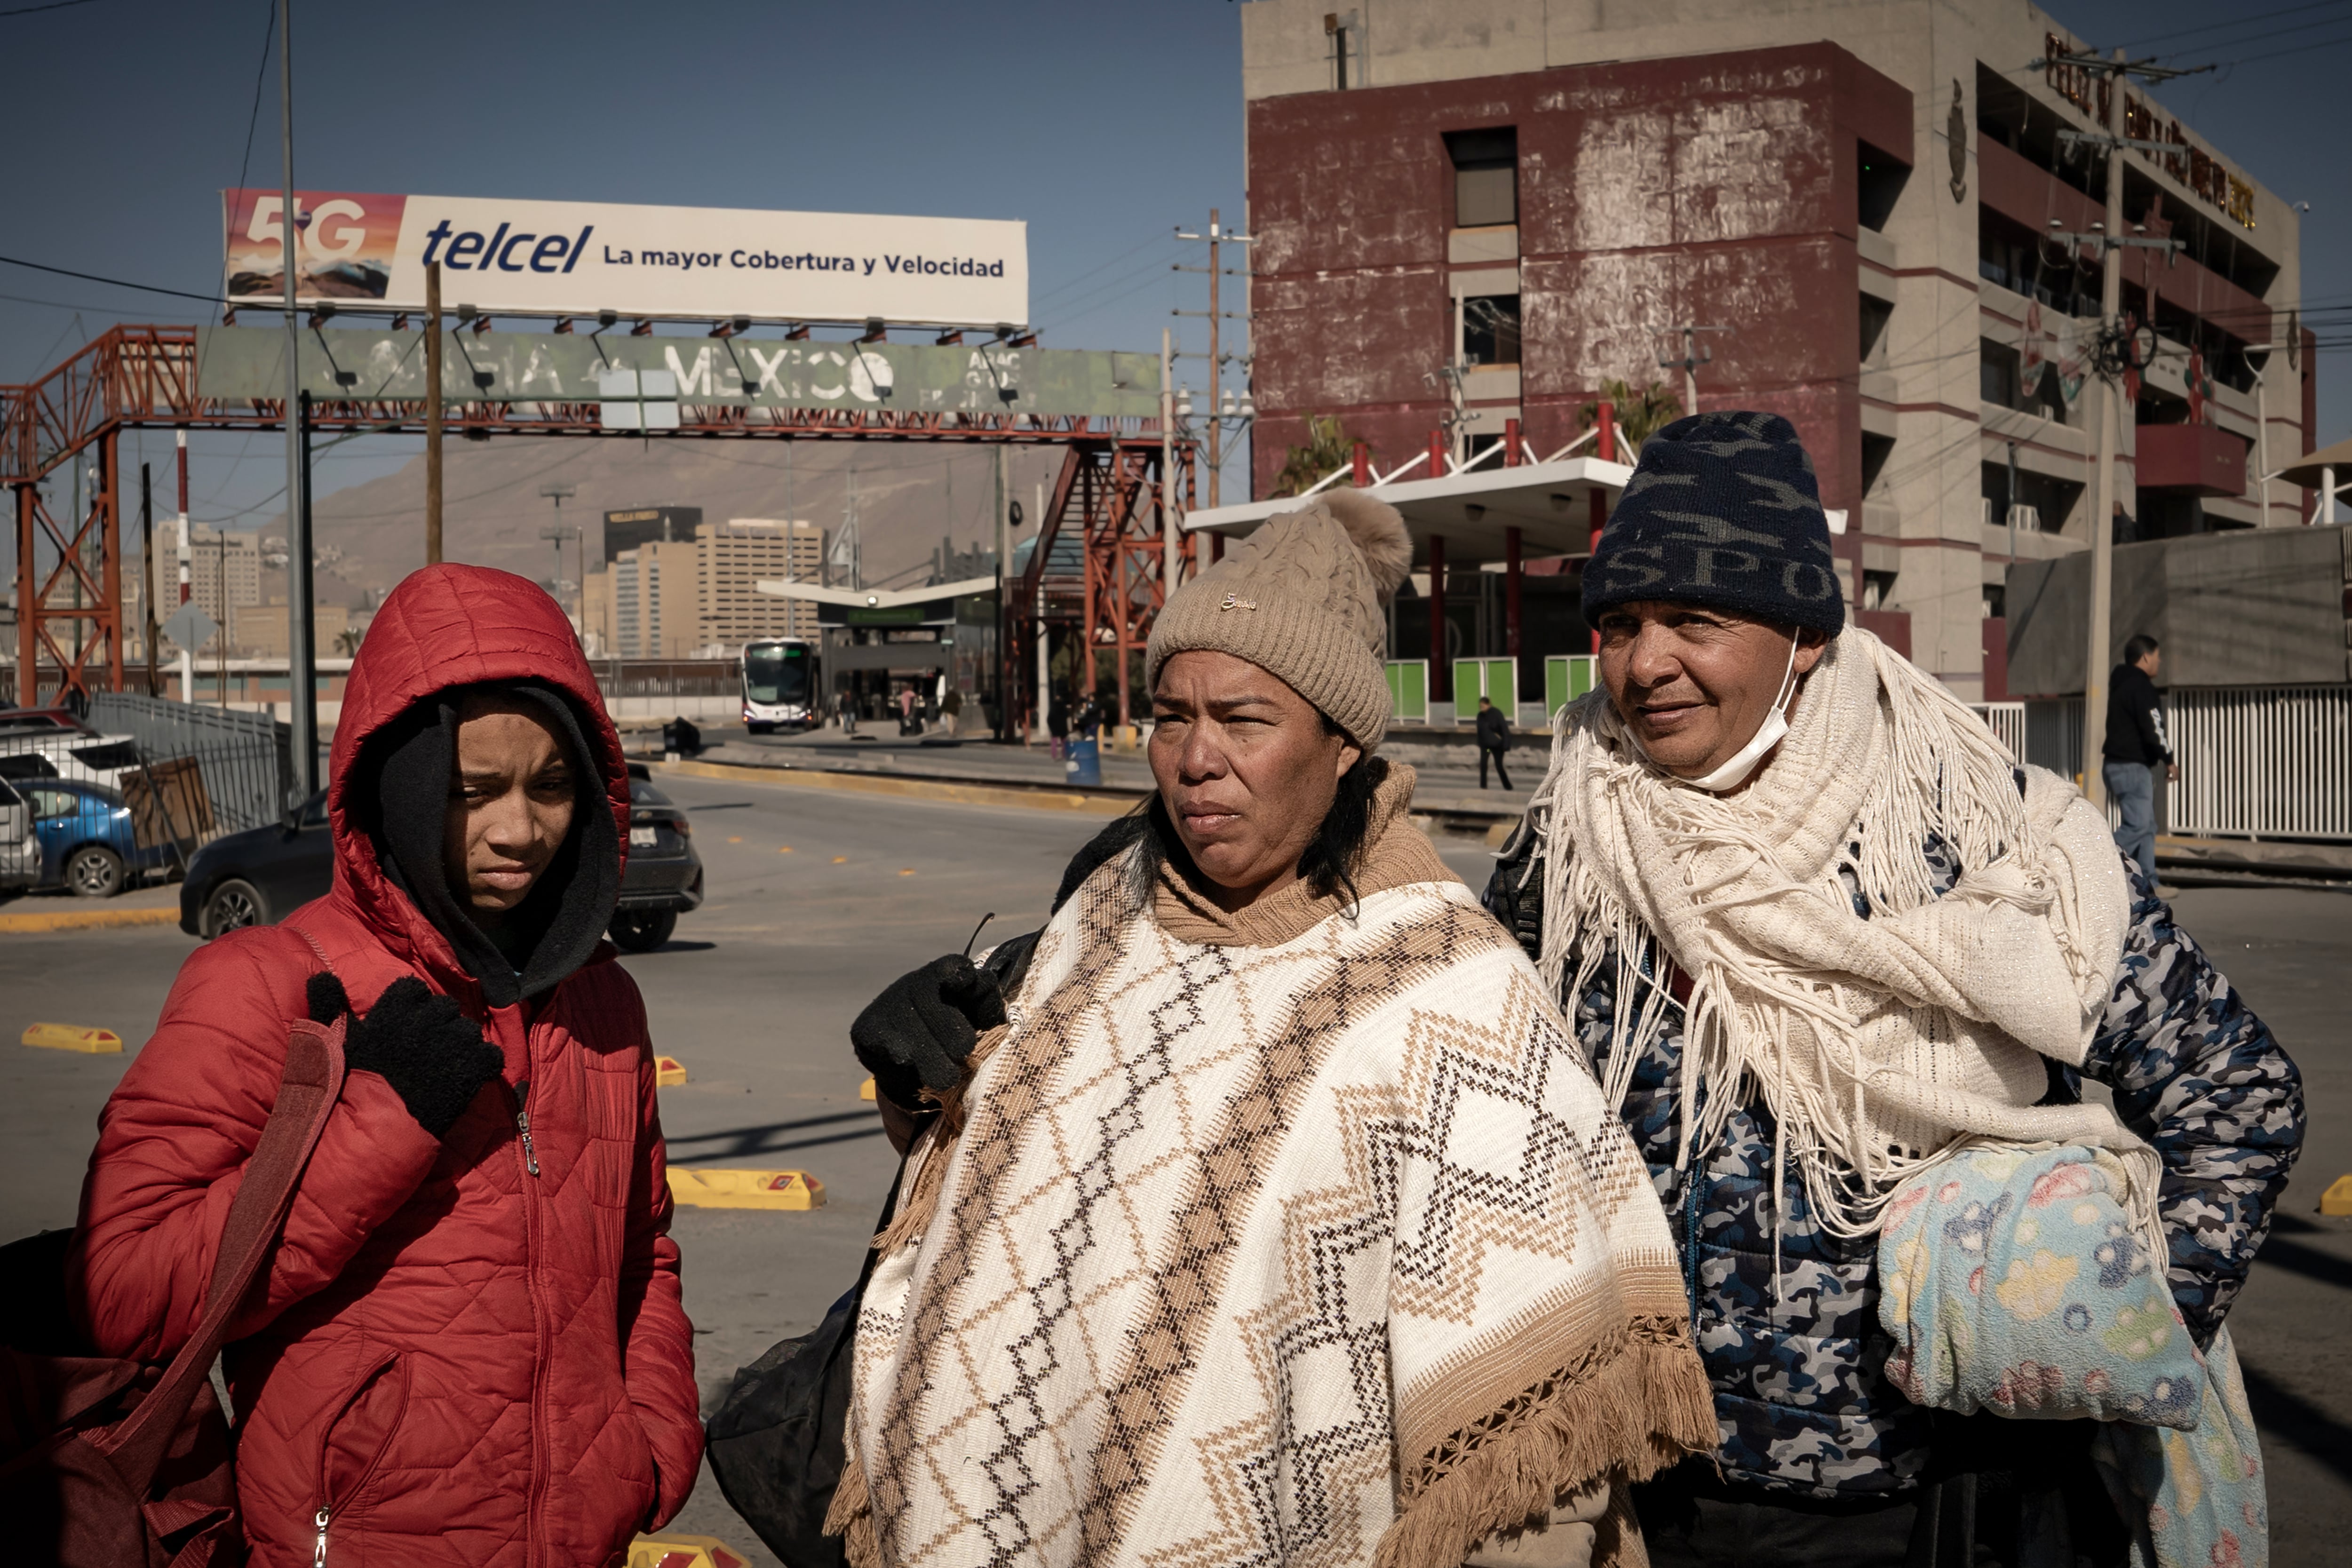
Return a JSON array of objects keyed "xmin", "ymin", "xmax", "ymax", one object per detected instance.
[{"xmin": 740, "ymin": 637, "xmax": 820, "ymax": 733}]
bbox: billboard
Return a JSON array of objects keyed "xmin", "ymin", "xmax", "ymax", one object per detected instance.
[
  {"xmin": 191, "ymin": 326, "xmax": 1164, "ymax": 422},
  {"xmin": 221, "ymin": 190, "xmax": 1027, "ymax": 328}
]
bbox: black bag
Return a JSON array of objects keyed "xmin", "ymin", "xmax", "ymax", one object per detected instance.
[
  {"xmin": 705, "ymin": 1174, "xmax": 900, "ymax": 1568},
  {"xmin": 705, "ymin": 931, "xmax": 1043, "ymax": 1564}
]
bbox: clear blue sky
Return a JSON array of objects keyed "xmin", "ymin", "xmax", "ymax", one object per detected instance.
[{"xmin": 1, "ymin": 0, "xmax": 2343, "ymax": 534}]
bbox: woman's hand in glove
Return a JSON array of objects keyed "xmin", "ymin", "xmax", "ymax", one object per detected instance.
[
  {"xmin": 849, "ymin": 955, "xmax": 1006, "ymax": 1112},
  {"xmin": 308, "ymin": 972, "xmax": 506, "ymax": 1138}
]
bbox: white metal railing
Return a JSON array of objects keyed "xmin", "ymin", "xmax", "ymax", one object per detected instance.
[
  {"xmin": 1975, "ymin": 688, "xmax": 2352, "ymax": 842},
  {"xmin": 1971, "ymin": 700, "xmax": 2027, "ymax": 759},
  {"xmin": 2167, "ymin": 685, "xmax": 2352, "ymax": 840}
]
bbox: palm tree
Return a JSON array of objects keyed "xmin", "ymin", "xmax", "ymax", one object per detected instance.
[
  {"xmin": 1577, "ymin": 379, "xmax": 1682, "ymax": 455},
  {"xmin": 334, "ymin": 627, "xmax": 363, "ymax": 657},
  {"xmin": 1268, "ymin": 414, "xmax": 1354, "ymax": 498}
]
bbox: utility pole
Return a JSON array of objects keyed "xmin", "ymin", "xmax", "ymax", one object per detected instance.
[
  {"xmin": 1653, "ymin": 323, "xmax": 1730, "ymax": 414},
  {"xmin": 1161, "ymin": 329, "xmax": 1179, "ymax": 599},
  {"xmin": 1174, "ymin": 212, "xmax": 1254, "ymax": 507},
  {"xmin": 994, "ymin": 444, "xmax": 1010, "ymax": 742},
  {"xmin": 539, "ymin": 483, "xmax": 579, "ymax": 620},
  {"xmin": 140, "ymin": 462, "xmax": 158, "ymax": 696},
  {"xmin": 278, "ymin": 0, "xmax": 317, "ymax": 799},
  {"xmin": 293, "ymin": 391, "xmax": 319, "ymax": 794},
  {"xmin": 425, "ymin": 261, "xmax": 444, "ymax": 564},
  {"xmin": 176, "ymin": 432, "xmax": 192, "ymax": 702},
  {"xmin": 2034, "ymin": 43, "xmax": 2211, "ymax": 807}
]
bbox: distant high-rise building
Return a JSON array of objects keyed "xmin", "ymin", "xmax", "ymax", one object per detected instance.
[
  {"xmin": 698, "ymin": 519, "xmax": 826, "ymax": 648},
  {"xmin": 602, "ymin": 506, "xmax": 703, "ymax": 563},
  {"xmin": 151, "ymin": 521, "xmax": 263, "ymax": 654}
]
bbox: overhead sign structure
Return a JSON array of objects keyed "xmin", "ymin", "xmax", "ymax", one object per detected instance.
[
  {"xmin": 192, "ymin": 326, "xmax": 1163, "ymax": 422},
  {"xmin": 222, "ymin": 189, "xmax": 1027, "ymax": 328}
]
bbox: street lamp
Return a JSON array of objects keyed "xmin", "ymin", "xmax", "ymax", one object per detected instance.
[{"xmin": 538, "ymin": 483, "xmax": 581, "ymax": 622}]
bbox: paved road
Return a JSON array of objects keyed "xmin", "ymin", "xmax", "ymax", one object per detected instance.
[{"xmin": 1, "ymin": 775, "xmax": 2343, "ymax": 1563}]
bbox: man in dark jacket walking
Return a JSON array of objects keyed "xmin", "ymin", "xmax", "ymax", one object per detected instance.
[
  {"xmin": 2103, "ymin": 632, "xmax": 2175, "ymax": 879},
  {"xmin": 1474, "ymin": 693, "xmax": 1512, "ymax": 789}
]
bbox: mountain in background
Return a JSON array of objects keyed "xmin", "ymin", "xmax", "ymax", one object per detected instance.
[{"xmin": 253, "ymin": 437, "xmax": 1073, "ymax": 609}]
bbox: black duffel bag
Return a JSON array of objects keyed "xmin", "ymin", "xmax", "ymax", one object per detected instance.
[
  {"xmin": 705, "ymin": 1173, "xmax": 898, "ymax": 1568},
  {"xmin": 707, "ymin": 923, "xmax": 1059, "ymax": 1564}
]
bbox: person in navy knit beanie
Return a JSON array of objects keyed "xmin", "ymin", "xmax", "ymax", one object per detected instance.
[{"xmin": 1581, "ymin": 409, "xmax": 1845, "ymax": 635}]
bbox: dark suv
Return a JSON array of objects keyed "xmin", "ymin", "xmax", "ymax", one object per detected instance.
[{"xmin": 181, "ymin": 764, "xmax": 703, "ymax": 950}]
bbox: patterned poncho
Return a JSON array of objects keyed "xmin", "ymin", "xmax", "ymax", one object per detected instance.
[{"xmin": 832, "ymin": 774, "xmax": 1713, "ymax": 1568}]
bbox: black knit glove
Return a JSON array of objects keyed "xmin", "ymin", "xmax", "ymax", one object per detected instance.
[
  {"xmin": 308, "ymin": 973, "xmax": 505, "ymax": 1138},
  {"xmin": 850, "ymin": 955, "xmax": 1006, "ymax": 1111}
]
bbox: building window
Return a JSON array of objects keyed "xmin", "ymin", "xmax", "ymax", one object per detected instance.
[
  {"xmin": 1462, "ymin": 294, "xmax": 1522, "ymax": 366},
  {"xmin": 1445, "ymin": 127, "xmax": 1517, "ymax": 228},
  {"xmin": 1979, "ymin": 339, "xmax": 2019, "ymax": 407},
  {"xmin": 1861, "ymin": 570, "xmax": 1898, "ymax": 612},
  {"xmin": 1857, "ymin": 141, "xmax": 1910, "ymax": 232}
]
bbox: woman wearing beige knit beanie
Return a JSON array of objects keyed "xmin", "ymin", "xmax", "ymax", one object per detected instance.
[{"xmin": 833, "ymin": 488, "xmax": 1713, "ymax": 1568}]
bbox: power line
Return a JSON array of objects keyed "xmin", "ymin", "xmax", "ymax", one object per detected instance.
[
  {"xmin": 0, "ymin": 253, "xmax": 225, "ymax": 305},
  {"xmin": 2120, "ymin": 0, "xmax": 2352, "ymax": 50},
  {"xmin": 231, "ymin": 0, "xmax": 275, "ymax": 201},
  {"xmin": 0, "ymin": 0, "xmax": 103, "ymax": 16}
]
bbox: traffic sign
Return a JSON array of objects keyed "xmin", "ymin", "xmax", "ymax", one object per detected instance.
[{"xmin": 161, "ymin": 601, "xmax": 219, "ymax": 652}]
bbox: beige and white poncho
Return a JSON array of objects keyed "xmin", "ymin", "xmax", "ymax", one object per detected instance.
[{"xmin": 831, "ymin": 771, "xmax": 1714, "ymax": 1568}]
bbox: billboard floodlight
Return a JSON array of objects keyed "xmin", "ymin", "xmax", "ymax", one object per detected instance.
[
  {"xmin": 993, "ymin": 322, "xmax": 1014, "ymax": 341},
  {"xmin": 597, "ymin": 309, "xmax": 618, "ymax": 328},
  {"xmin": 455, "ymin": 303, "xmax": 475, "ymax": 322}
]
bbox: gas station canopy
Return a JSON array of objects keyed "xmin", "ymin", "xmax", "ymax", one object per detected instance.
[{"xmin": 1181, "ymin": 455, "xmax": 1634, "ymax": 566}]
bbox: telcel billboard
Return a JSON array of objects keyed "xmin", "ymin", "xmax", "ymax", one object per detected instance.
[{"xmin": 221, "ymin": 190, "xmax": 1027, "ymax": 328}]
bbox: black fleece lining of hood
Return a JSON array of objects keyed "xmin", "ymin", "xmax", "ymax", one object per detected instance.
[{"xmin": 357, "ymin": 680, "xmax": 620, "ymax": 1007}]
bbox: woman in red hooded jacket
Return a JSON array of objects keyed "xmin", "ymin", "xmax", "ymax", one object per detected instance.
[{"xmin": 70, "ymin": 565, "xmax": 702, "ymax": 1567}]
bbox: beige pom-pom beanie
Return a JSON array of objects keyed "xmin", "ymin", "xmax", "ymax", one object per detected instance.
[{"xmin": 1144, "ymin": 488, "xmax": 1413, "ymax": 748}]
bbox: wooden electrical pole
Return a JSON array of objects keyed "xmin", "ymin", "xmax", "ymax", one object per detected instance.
[
  {"xmin": 2080, "ymin": 48, "xmax": 2128, "ymax": 809},
  {"xmin": 425, "ymin": 261, "xmax": 444, "ymax": 565}
]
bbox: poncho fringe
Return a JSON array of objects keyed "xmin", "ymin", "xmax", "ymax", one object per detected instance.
[{"xmin": 1376, "ymin": 1318, "xmax": 1717, "ymax": 1568}]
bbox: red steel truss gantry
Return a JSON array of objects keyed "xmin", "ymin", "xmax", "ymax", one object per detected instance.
[
  {"xmin": 1007, "ymin": 436, "xmax": 1201, "ymax": 734},
  {"xmin": 3, "ymin": 324, "xmax": 1193, "ymax": 712}
]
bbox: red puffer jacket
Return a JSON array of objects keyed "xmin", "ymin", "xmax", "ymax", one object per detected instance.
[{"xmin": 70, "ymin": 565, "xmax": 701, "ymax": 1568}]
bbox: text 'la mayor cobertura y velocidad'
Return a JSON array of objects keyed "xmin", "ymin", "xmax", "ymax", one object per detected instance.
[{"xmin": 415, "ymin": 220, "xmax": 1008, "ymax": 278}]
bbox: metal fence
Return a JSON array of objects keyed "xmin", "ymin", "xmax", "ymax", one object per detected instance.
[
  {"xmin": 1973, "ymin": 685, "xmax": 2352, "ymax": 842},
  {"xmin": 590, "ymin": 661, "xmax": 742, "ymax": 700},
  {"xmin": 87, "ymin": 694, "xmax": 294, "ymax": 838}
]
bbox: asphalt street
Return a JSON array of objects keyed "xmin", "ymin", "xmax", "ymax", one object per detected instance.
[{"xmin": 0, "ymin": 775, "xmax": 2344, "ymax": 1564}]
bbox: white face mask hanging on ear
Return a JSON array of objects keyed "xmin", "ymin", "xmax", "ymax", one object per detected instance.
[{"xmin": 1639, "ymin": 632, "xmax": 1802, "ymax": 794}]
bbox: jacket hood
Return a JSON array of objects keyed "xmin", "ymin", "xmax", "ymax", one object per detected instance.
[{"xmin": 327, "ymin": 564, "xmax": 629, "ymax": 1001}]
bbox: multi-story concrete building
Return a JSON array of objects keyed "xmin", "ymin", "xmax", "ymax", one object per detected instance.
[
  {"xmin": 696, "ymin": 518, "xmax": 825, "ymax": 647},
  {"xmin": 584, "ymin": 519, "xmax": 825, "ymax": 658},
  {"xmin": 1239, "ymin": 0, "xmax": 2316, "ymax": 698},
  {"xmin": 151, "ymin": 521, "xmax": 263, "ymax": 655}
]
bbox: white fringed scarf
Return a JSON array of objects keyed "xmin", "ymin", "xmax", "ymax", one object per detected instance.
[{"xmin": 1522, "ymin": 628, "xmax": 2151, "ymax": 1252}]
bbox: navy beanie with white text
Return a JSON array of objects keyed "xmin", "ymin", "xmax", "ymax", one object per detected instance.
[{"xmin": 1581, "ymin": 410, "xmax": 1845, "ymax": 636}]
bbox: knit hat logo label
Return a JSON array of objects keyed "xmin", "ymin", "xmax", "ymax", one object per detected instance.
[{"xmin": 1218, "ymin": 593, "xmax": 1258, "ymax": 612}]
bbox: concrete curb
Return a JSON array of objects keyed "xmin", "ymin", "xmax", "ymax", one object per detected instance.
[
  {"xmin": 658, "ymin": 758, "xmax": 1141, "ymax": 818},
  {"xmin": 0, "ymin": 904, "xmax": 182, "ymax": 934}
]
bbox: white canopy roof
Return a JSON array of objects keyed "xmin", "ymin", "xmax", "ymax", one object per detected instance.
[{"xmin": 1181, "ymin": 456, "xmax": 1634, "ymax": 566}]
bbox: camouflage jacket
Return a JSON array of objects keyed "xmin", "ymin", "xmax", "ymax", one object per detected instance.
[{"xmin": 1485, "ymin": 826, "xmax": 2304, "ymax": 1499}]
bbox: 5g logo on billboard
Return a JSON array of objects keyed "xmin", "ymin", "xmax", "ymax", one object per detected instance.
[{"xmin": 245, "ymin": 194, "xmax": 370, "ymax": 260}]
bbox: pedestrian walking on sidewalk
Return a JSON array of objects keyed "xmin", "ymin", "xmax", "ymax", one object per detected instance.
[
  {"xmin": 842, "ymin": 488, "xmax": 1712, "ymax": 1568},
  {"xmin": 1486, "ymin": 412, "xmax": 2303, "ymax": 1568},
  {"xmin": 69, "ymin": 564, "xmax": 702, "ymax": 1567},
  {"xmin": 2103, "ymin": 632, "xmax": 2175, "ymax": 880},
  {"xmin": 1475, "ymin": 692, "xmax": 1513, "ymax": 789}
]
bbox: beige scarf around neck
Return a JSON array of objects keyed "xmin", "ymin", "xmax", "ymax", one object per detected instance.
[{"xmin": 1525, "ymin": 628, "xmax": 2147, "ymax": 1246}]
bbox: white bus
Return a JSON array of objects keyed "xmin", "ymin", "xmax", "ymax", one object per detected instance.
[{"xmin": 740, "ymin": 637, "xmax": 820, "ymax": 733}]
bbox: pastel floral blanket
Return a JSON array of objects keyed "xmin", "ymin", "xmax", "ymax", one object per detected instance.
[{"xmin": 1878, "ymin": 1144, "xmax": 2268, "ymax": 1568}]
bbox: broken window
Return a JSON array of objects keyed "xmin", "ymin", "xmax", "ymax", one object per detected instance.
[
  {"xmin": 1463, "ymin": 295, "xmax": 1522, "ymax": 366},
  {"xmin": 1446, "ymin": 127, "xmax": 1518, "ymax": 228}
]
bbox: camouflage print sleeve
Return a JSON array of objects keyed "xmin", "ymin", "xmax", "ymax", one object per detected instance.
[
  {"xmin": 1483, "ymin": 816, "xmax": 1546, "ymax": 965},
  {"xmin": 2081, "ymin": 855, "xmax": 2306, "ymax": 1348}
]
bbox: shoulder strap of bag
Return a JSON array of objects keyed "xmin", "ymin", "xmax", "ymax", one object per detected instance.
[{"xmin": 95, "ymin": 921, "xmax": 348, "ymax": 1482}]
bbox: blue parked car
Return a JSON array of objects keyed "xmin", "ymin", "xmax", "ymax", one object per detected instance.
[{"xmin": 18, "ymin": 779, "xmax": 173, "ymax": 898}]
